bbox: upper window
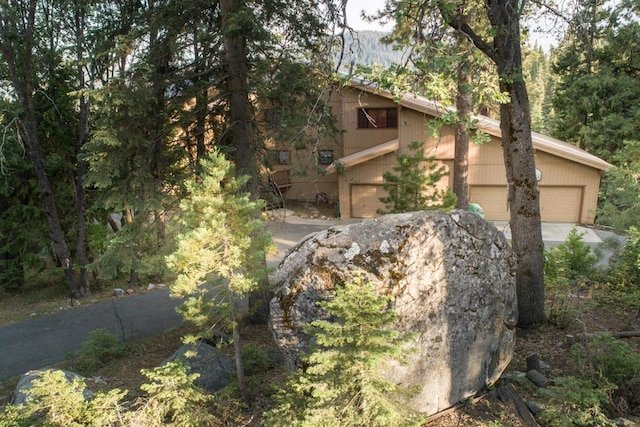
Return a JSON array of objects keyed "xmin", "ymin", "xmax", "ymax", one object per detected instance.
[
  {"xmin": 357, "ymin": 108, "xmax": 398, "ymax": 129},
  {"xmin": 318, "ymin": 150, "xmax": 334, "ymax": 165},
  {"xmin": 270, "ymin": 150, "xmax": 290, "ymax": 165}
]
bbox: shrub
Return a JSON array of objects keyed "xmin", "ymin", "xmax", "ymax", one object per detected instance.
[
  {"xmin": 0, "ymin": 369, "xmax": 126, "ymax": 426},
  {"xmin": 241, "ymin": 343, "xmax": 277, "ymax": 376},
  {"xmin": 570, "ymin": 333, "xmax": 640, "ymax": 413},
  {"xmin": 70, "ymin": 328, "xmax": 127, "ymax": 373},
  {"xmin": 539, "ymin": 376, "xmax": 616, "ymax": 426},
  {"xmin": 544, "ymin": 229, "xmax": 600, "ymax": 328}
]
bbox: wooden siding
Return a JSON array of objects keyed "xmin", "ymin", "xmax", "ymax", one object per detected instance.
[{"xmin": 351, "ymin": 184, "xmax": 387, "ymax": 218}]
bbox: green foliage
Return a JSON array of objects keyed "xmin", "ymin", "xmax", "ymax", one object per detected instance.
[
  {"xmin": 134, "ymin": 361, "xmax": 215, "ymax": 426},
  {"xmin": 545, "ymin": 228, "xmax": 599, "ymax": 282},
  {"xmin": 597, "ymin": 140, "xmax": 640, "ymax": 232},
  {"xmin": 0, "ymin": 370, "xmax": 126, "ymax": 426},
  {"xmin": 70, "ymin": 328, "xmax": 128, "ymax": 373},
  {"xmin": 605, "ymin": 226, "xmax": 640, "ymax": 288},
  {"xmin": 0, "ymin": 362, "xmax": 216, "ymax": 426},
  {"xmin": 544, "ymin": 228, "xmax": 600, "ymax": 328},
  {"xmin": 378, "ymin": 140, "xmax": 456, "ymax": 214},
  {"xmin": 241, "ymin": 343, "xmax": 277, "ymax": 376},
  {"xmin": 570, "ymin": 333, "xmax": 640, "ymax": 414},
  {"xmin": 266, "ymin": 276, "xmax": 425, "ymax": 427},
  {"xmin": 539, "ymin": 376, "xmax": 616, "ymax": 427},
  {"xmin": 166, "ymin": 150, "xmax": 271, "ymax": 334}
]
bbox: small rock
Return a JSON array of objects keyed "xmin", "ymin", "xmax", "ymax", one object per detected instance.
[
  {"xmin": 163, "ymin": 342, "xmax": 236, "ymax": 393},
  {"xmin": 12, "ymin": 370, "xmax": 93, "ymax": 406},
  {"xmin": 113, "ymin": 288, "xmax": 125, "ymax": 297},
  {"xmin": 614, "ymin": 418, "xmax": 637, "ymax": 427},
  {"xmin": 30, "ymin": 313, "xmax": 37, "ymax": 317},
  {"xmin": 147, "ymin": 283, "xmax": 156, "ymax": 291},
  {"xmin": 126, "ymin": 288, "xmax": 134, "ymax": 294}
]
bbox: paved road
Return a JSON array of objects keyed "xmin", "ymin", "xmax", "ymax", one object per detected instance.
[{"xmin": 0, "ymin": 211, "xmax": 619, "ymax": 381}]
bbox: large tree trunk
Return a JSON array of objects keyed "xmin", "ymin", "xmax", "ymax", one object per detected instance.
[
  {"xmin": 491, "ymin": 0, "xmax": 546, "ymax": 328},
  {"xmin": 454, "ymin": 49, "xmax": 471, "ymax": 210},
  {"xmin": 221, "ymin": 0, "xmax": 271, "ymax": 326},
  {"xmin": 444, "ymin": 0, "xmax": 546, "ymax": 327},
  {"xmin": 220, "ymin": 0, "xmax": 252, "ymax": 401},
  {"xmin": 1, "ymin": 0, "xmax": 79, "ymax": 296}
]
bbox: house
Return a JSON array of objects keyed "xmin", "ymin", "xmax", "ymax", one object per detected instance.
[{"xmin": 269, "ymin": 79, "xmax": 612, "ymax": 224}]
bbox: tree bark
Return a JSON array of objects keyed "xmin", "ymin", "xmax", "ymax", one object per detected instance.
[
  {"xmin": 492, "ymin": 3, "xmax": 545, "ymax": 327},
  {"xmin": 74, "ymin": 2, "xmax": 91, "ymax": 296},
  {"xmin": 454, "ymin": 44, "xmax": 471, "ymax": 210},
  {"xmin": 444, "ymin": 0, "xmax": 546, "ymax": 327},
  {"xmin": 0, "ymin": 0, "xmax": 79, "ymax": 295}
]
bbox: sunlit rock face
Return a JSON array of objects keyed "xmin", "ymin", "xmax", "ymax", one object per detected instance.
[{"xmin": 269, "ymin": 209, "xmax": 517, "ymax": 415}]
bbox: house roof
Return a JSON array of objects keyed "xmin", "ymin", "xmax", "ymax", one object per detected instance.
[
  {"xmin": 325, "ymin": 139, "xmax": 399, "ymax": 174},
  {"xmin": 349, "ymin": 79, "xmax": 613, "ymax": 172}
]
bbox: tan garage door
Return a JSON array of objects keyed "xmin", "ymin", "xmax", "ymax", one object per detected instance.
[
  {"xmin": 469, "ymin": 186, "xmax": 509, "ymax": 221},
  {"xmin": 470, "ymin": 185, "xmax": 583, "ymax": 222},
  {"xmin": 351, "ymin": 184, "xmax": 387, "ymax": 218},
  {"xmin": 540, "ymin": 186, "xmax": 582, "ymax": 223}
]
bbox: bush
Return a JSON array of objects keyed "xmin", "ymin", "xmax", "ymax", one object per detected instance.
[
  {"xmin": 70, "ymin": 328, "xmax": 127, "ymax": 373},
  {"xmin": 539, "ymin": 376, "xmax": 616, "ymax": 426},
  {"xmin": 544, "ymin": 228, "xmax": 600, "ymax": 328},
  {"xmin": 570, "ymin": 333, "xmax": 640, "ymax": 413}
]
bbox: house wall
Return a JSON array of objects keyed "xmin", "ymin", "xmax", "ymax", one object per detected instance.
[{"xmin": 284, "ymin": 87, "xmax": 603, "ymax": 224}]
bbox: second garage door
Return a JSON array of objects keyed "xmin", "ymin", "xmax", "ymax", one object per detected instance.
[{"xmin": 470, "ymin": 185, "xmax": 583, "ymax": 223}]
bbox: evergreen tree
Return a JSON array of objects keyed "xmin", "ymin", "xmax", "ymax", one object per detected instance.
[
  {"xmin": 166, "ymin": 150, "xmax": 271, "ymax": 401},
  {"xmin": 378, "ymin": 140, "xmax": 456, "ymax": 214},
  {"xmin": 266, "ymin": 277, "xmax": 425, "ymax": 427}
]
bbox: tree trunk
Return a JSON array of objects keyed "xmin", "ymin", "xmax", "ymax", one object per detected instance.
[
  {"xmin": 75, "ymin": 5, "xmax": 91, "ymax": 295},
  {"xmin": 221, "ymin": 0, "xmax": 271, "ymax": 325},
  {"xmin": 443, "ymin": 0, "xmax": 546, "ymax": 327},
  {"xmin": 454, "ymin": 49, "xmax": 471, "ymax": 210},
  {"xmin": 491, "ymin": 1, "xmax": 546, "ymax": 328},
  {"xmin": 1, "ymin": 0, "xmax": 79, "ymax": 296}
]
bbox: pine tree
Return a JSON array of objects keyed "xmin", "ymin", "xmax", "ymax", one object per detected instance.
[
  {"xmin": 378, "ymin": 140, "xmax": 456, "ymax": 214},
  {"xmin": 166, "ymin": 150, "xmax": 271, "ymax": 401},
  {"xmin": 266, "ymin": 276, "xmax": 425, "ymax": 427}
]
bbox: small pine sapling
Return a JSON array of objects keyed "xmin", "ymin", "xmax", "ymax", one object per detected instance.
[
  {"xmin": 378, "ymin": 140, "xmax": 456, "ymax": 214},
  {"xmin": 266, "ymin": 276, "xmax": 425, "ymax": 427},
  {"xmin": 165, "ymin": 150, "xmax": 272, "ymax": 400}
]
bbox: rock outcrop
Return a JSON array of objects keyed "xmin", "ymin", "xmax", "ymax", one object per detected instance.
[{"xmin": 269, "ymin": 210, "xmax": 517, "ymax": 415}]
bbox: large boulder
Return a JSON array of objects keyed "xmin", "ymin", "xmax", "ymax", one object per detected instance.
[{"xmin": 269, "ymin": 210, "xmax": 517, "ymax": 415}]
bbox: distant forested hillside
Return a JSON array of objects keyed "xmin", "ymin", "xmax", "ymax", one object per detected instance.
[{"xmin": 337, "ymin": 31, "xmax": 407, "ymax": 70}]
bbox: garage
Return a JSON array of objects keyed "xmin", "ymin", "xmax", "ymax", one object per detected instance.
[
  {"xmin": 351, "ymin": 184, "xmax": 387, "ymax": 218},
  {"xmin": 469, "ymin": 186, "xmax": 509, "ymax": 221},
  {"xmin": 469, "ymin": 185, "xmax": 583, "ymax": 223},
  {"xmin": 540, "ymin": 186, "xmax": 582, "ymax": 223}
]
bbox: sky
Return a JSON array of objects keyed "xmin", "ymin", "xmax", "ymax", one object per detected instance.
[{"xmin": 345, "ymin": 0, "xmax": 558, "ymax": 51}]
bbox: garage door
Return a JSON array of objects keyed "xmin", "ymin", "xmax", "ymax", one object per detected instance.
[
  {"xmin": 351, "ymin": 184, "xmax": 387, "ymax": 218},
  {"xmin": 469, "ymin": 186, "xmax": 509, "ymax": 221},
  {"xmin": 540, "ymin": 187, "xmax": 582, "ymax": 223},
  {"xmin": 470, "ymin": 185, "xmax": 583, "ymax": 222}
]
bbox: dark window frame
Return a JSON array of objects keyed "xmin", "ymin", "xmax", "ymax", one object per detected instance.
[
  {"xmin": 357, "ymin": 107, "xmax": 398, "ymax": 129},
  {"xmin": 270, "ymin": 150, "xmax": 290, "ymax": 165},
  {"xmin": 318, "ymin": 150, "xmax": 334, "ymax": 165}
]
